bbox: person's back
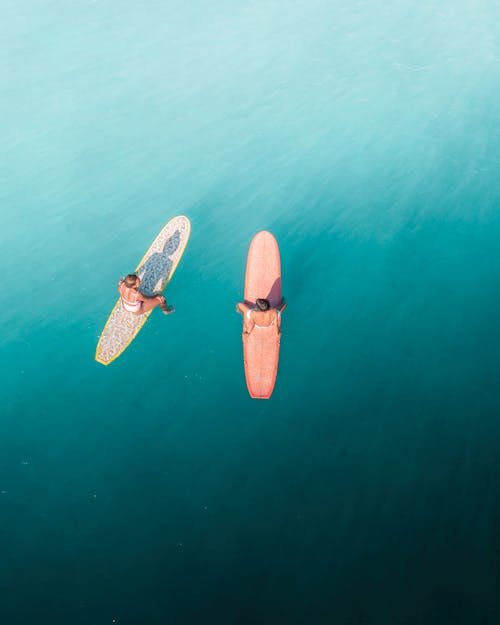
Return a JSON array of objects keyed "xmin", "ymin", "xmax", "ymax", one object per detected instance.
[
  {"xmin": 120, "ymin": 284, "xmax": 140, "ymax": 304},
  {"xmin": 250, "ymin": 307, "xmax": 279, "ymax": 328},
  {"xmin": 119, "ymin": 280, "xmax": 140, "ymax": 309},
  {"xmin": 236, "ymin": 297, "xmax": 286, "ymax": 334}
]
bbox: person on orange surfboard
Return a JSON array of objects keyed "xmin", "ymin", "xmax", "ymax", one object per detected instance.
[
  {"xmin": 118, "ymin": 274, "xmax": 174, "ymax": 316},
  {"xmin": 236, "ymin": 297, "xmax": 287, "ymax": 335}
]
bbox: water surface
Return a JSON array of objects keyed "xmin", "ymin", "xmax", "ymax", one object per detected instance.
[{"xmin": 1, "ymin": 1, "xmax": 500, "ymax": 624}]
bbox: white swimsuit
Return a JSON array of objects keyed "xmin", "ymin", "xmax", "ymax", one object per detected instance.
[{"xmin": 122, "ymin": 298, "xmax": 142, "ymax": 313}]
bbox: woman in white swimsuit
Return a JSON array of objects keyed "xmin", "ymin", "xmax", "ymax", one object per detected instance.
[
  {"xmin": 236, "ymin": 298, "xmax": 287, "ymax": 335},
  {"xmin": 118, "ymin": 274, "xmax": 173, "ymax": 316}
]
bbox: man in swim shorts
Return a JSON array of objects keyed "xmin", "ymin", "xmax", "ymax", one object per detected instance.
[
  {"xmin": 236, "ymin": 297, "xmax": 287, "ymax": 335},
  {"xmin": 118, "ymin": 274, "xmax": 174, "ymax": 315}
]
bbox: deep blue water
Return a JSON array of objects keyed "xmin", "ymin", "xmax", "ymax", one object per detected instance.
[{"xmin": 2, "ymin": 2, "xmax": 500, "ymax": 624}]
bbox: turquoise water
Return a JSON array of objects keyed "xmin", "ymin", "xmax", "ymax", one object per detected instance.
[{"xmin": 2, "ymin": 1, "xmax": 500, "ymax": 623}]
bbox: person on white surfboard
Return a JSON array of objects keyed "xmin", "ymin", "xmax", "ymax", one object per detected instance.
[
  {"xmin": 236, "ymin": 297, "xmax": 287, "ymax": 336},
  {"xmin": 118, "ymin": 274, "xmax": 174, "ymax": 316}
]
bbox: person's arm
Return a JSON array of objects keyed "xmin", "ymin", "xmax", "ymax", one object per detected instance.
[
  {"xmin": 276, "ymin": 301, "xmax": 286, "ymax": 335},
  {"xmin": 236, "ymin": 303, "xmax": 255, "ymax": 333},
  {"xmin": 117, "ymin": 279, "xmax": 125, "ymax": 295},
  {"xmin": 244, "ymin": 318, "xmax": 255, "ymax": 335},
  {"xmin": 236, "ymin": 302, "xmax": 250, "ymax": 315}
]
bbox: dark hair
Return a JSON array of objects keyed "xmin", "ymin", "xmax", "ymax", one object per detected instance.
[
  {"xmin": 256, "ymin": 298, "xmax": 270, "ymax": 311},
  {"xmin": 124, "ymin": 274, "xmax": 139, "ymax": 287}
]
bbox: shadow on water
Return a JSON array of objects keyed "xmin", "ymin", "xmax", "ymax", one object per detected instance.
[{"xmin": 136, "ymin": 229, "xmax": 181, "ymax": 296}]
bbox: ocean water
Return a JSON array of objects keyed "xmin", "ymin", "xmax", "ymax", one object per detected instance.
[{"xmin": 2, "ymin": 1, "xmax": 500, "ymax": 624}]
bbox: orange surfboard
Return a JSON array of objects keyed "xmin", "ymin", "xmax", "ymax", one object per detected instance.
[{"xmin": 242, "ymin": 231, "xmax": 282, "ymax": 399}]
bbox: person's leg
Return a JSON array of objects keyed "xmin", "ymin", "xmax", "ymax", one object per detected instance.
[{"xmin": 138, "ymin": 295, "xmax": 173, "ymax": 314}]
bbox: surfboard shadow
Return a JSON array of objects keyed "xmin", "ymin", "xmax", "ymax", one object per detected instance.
[
  {"xmin": 136, "ymin": 230, "xmax": 181, "ymax": 296},
  {"xmin": 245, "ymin": 277, "xmax": 282, "ymax": 307},
  {"xmin": 266, "ymin": 277, "xmax": 282, "ymax": 307}
]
